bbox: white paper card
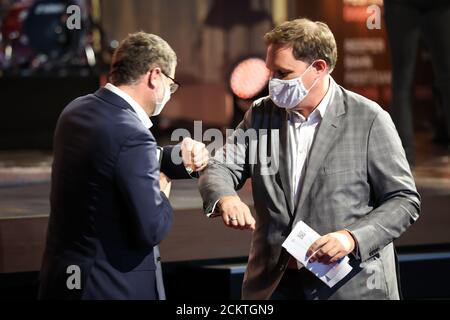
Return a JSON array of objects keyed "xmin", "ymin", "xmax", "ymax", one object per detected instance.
[{"xmin": 282, "ymin": 221, "xmax": 353, "ymax": 288}]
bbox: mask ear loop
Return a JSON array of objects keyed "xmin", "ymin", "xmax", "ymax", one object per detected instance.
[
  {"xmin": 152, "ymin": 72, "xmax": 167, "ymax": 105},
  {"xmin": 300, "ymin": 61, "xmax": 321, "ymax": 92},
  {"xmin": 307, "ymin": 76, "xmax": 321, "ymax": 91}
]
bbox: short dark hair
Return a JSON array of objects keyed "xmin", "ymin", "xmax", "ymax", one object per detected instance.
[
  {"xmin": 264, "ymin": 18, "xmax": 338, "ymax": 73},
  {"xmin": 109, "ymin": 32, "xmax": 177, "ymax": 86}
]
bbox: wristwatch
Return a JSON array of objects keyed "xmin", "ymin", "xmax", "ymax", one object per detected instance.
[{"xmin": 185, "ymin": 166, "xmax": 194, "ymax": 175}]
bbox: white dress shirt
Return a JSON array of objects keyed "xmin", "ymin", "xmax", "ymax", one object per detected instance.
[
  {"xmin": 288, "ymin": 79, "xmax": 333, "ymax": 201},
  {"xmin": 104, "ymin": 83, "xmax": 153, "ymax": 130},
  {"xmin": 287, "ymin": 79, "xmax": 333, "ymax": 269}
]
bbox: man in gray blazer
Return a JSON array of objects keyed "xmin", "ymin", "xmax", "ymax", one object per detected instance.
[{"xmin": 199, "ymin": 19, "xmax": 421, "ymax": 300}]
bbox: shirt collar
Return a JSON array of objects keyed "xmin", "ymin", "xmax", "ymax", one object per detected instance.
[
  {"xmin": 105, "ymin": 83, "xmax": 153, "ymax": 129},
  {"xmin": 288, "ymin": 77, "xmax": 333, "ymax": 124}
]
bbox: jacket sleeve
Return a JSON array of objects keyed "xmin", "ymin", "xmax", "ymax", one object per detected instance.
[
  {"xmin": 346, "ymin": 110, "xmax": 421, "ymax": 262},
  {"xmin": 198, "ymin": 108, "xmax": 253, "ymax": 215},
  {"xmin": 115, "ymin": 130, "xmax": 173, "ymax": 248},
  {"xmin": 160, "ymin": 145, "xmax": 195, "ymax": 180}
]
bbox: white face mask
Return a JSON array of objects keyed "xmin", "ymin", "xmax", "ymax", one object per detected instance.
[
  {"xmin": 269, "ymin": 63, "xmax": 319, "ymax": 110},
  {"xmin": 152, "ymin": 76, "xmax": 171, "ymax": 116}
]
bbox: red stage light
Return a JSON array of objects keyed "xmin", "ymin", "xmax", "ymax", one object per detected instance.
[{"xmin": 229, "ymin": 57, "xmax": 270, "ymax": 100}]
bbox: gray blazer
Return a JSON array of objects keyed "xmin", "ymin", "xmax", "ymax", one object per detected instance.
[{"xmin": 199, "ymin": 79, "xmax": 421, "ymax": 300}]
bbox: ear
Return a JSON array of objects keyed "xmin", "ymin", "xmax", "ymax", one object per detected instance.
[
  {"xmin": 312, "ymin": 60, "xmax": 328, "ymax": 74},
  {"xmin": 148, "ymin": 67, "xmax": 162, "ymax": 89}
]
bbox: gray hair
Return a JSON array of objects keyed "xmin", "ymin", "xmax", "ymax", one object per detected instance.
[{"xmin": 109, "ymin": 32, "xmax": 177, "ymax": 85}]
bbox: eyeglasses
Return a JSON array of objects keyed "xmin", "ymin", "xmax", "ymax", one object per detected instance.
[{"xmin": 161, "ymin": 72, "xmax": 181, "ymax": 94}]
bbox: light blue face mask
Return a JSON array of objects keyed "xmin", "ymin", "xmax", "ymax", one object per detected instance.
[{"xmin": 269, "ymin": 63, "xmax": 319, "ymax": 109}]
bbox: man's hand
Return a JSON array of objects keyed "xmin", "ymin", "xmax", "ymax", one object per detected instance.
[
  {"xmin": 217, "ymin": 195, "xmax": 256, "ymax": 231},
  {"xmin": 181, "ymin": 137, "xmax": 209, "ymax": 173},
  {"xmin": 160, "ymin": 172, "xmax": 172, "ymax": 198},
  {"xmin": 306, "ymin": 230, "xmax": 356, "ymax": 265}
]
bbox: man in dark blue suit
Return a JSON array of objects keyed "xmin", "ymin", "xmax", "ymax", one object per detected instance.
[{"xmin": 38, "ymin": 32, "xmax": 209, "ymax": 300}]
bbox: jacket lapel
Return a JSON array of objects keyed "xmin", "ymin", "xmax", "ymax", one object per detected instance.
[
  {"xmin": 277, "ymin": 109, "xmax": 295, "ymax": 216},
  {"xmin": 293, "ymin": 80, "xmax": 347, "ymax": 218}
]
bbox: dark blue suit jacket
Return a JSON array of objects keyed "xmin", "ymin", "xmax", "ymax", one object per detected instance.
[{"xmin": 38, "ymin": 88, "xmax": 175, "ymax": 300}]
